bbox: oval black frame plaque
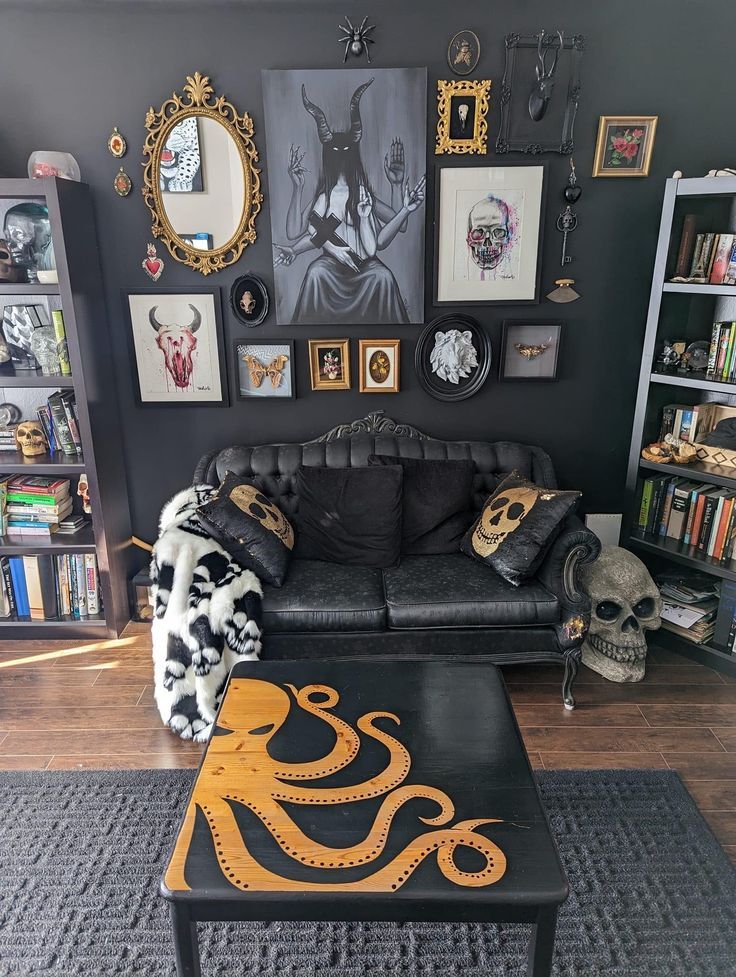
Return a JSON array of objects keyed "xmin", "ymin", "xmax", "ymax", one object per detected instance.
[{"xmin": 415, "ymin": 313, "xmax": 491, "ymax": 402}]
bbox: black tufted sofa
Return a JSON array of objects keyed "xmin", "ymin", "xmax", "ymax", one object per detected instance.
[{"xmin": 194, "ymin": 412, "xmax": 600, "ymax": 708}]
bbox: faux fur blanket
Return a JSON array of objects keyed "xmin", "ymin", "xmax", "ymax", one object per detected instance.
[{"xmin": 150, "ymin": 486, "xmax": 263, "ymax": 742}]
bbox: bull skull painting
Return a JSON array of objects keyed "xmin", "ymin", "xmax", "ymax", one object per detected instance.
[{"xmin": 149, "ymin": 303, "xmax": 201, "ymax": 390}]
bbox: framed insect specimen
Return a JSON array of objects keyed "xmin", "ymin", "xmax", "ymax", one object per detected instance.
[
  {"xmin": 235, "ymin": 340, "xmax": 295, "ymax": 399},
  {"xmin": 359, "ymin": 339, "xmax": 400, "ymax": 393},
  {"xmin": 436, "ymin": 79, "xmax": 491, "ymax": 155},
  {"xmin": 447, "ymin": 29, "xmax": 480, "ymax": 76},
  {"xmin": 308, "ymin": 339, "xmax": 351, "ymax": 390},
  {"xmin": 499, "ymin": 320, "xmax": 562, "ymax": 381}
]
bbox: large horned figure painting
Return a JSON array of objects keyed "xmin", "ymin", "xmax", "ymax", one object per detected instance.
[{"xmin": 263, "ymin": 68, "xmax": 427, "ymax": 325}]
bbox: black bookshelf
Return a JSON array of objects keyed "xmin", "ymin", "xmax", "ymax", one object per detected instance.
[
  {"xmin": 0, "ymin": 178, "xmax": 132, "ymax": 638},
  {"xmin": 623, "ymin": 175, "xmax": 736, "ymax": 677}
]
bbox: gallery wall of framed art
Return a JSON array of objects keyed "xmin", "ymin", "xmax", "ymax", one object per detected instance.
[{"xmin": 5, "ymin": 0, "xmax": 724, "ymax": 539}]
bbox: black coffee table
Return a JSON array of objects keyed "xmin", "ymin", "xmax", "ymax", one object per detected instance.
[{"xmin": 162, "ymin": 658, "xmax": 567, "ymax": 976}]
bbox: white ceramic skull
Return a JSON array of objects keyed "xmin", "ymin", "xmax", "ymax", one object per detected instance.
[
  {"xmin": 472, "ymin": 484, "xmax": 539, "ymax": 556},
  {"xmin": 580, "ymin": 546, "xmax": 662, "ymax": 683},
  {"xmin": 15, "ymin": 420, "xmax": 48, "ymax": 456},
  {"xmin": 230, "ymin": 484, "xmax": 294, "ymax": 549},
  {"xmin": 466, "ymin": 196, "xmax": 510, "ymax": 270}
]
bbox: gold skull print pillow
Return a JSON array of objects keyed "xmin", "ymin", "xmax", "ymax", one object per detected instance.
[
  {"xmin": 461, "ymin": 471, "xmax": 580, "ymax": 585},
  {"xmin": 197, "ymin": 471, "xmax": 295, "ymax": 587}
]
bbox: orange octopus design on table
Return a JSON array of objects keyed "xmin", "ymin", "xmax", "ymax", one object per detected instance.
[{"xmin": 165, "ymin": 678, "xmax": 507, "ymax": 893}]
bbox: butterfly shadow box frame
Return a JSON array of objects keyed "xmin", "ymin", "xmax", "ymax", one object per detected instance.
[
  {"xmin": 499, "ymin": 320, "xmax": 563, "ymax": 382},
  {"xmin": 234, "ymin": 339, "xmax": 296, "ymax": 400}
]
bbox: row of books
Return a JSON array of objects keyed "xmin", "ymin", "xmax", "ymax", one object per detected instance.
[
  {"xmin": 0, "ymin": 475, "xmax": 86, "ymax": 538},
  {"xmin": 657, "ymin": 571, "xmax": 719, "ymax": 646},
  {"xmin": 0, "ymin": 552, "xmax": 101, "ymax": 621},
  {"xmin": 0, "ymin": 390, "xmax": 82, "ymax": 457},
  {"xmin": 636, "ymin": 474, "xmax": 736, "ymax": 563},
  {"xmin": 673, "ymin": 215, "xmax": 736, "ymax": 284},
  {"xmin": 705, "ymin": 321, "xmax": 736, "ymax": 381}
]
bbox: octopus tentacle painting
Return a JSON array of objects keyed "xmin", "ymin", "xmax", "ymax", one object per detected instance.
[{"xmin": 165, "ymin": 678, "xmax": 507, "ymax": 893}]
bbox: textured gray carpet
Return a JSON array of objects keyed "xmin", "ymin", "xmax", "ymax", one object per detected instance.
[{"xmin": 0, "ymin": 769, "xmax": 734, "ymax": 977}]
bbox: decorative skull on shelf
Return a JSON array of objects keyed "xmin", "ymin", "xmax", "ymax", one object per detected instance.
[
  {"xmin": 472, "ymin": 485, "xmax": 539, "ymax": 556},
  {"xmin": 240, "ymin": 291, "xmax": 256, "ymax": 316},
  {"xmin": 77, "ymin": 472, "xmax": 91, "ymax": 514},
  {"xmin": 230, "ymin": 484, "xmax": 294, "ymax": 549},
  {"xmin": 14, "ymin": 420, "xmax": 48, "ymax": 457},
  {"xmin": 579, "ymin": 546, "xmax": 662, "ymax": 683},
  {"xmin": 466, "ymin": 195, "xmax": 510, "ymax": 270}
]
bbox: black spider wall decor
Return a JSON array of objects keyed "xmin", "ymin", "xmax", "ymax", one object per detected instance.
[{"xmin": 338, "ymin": 15, "xmax": 376, "ymax": 63}]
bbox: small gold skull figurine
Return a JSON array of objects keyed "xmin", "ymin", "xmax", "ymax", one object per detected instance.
[
  {"xmin": 14, "ymin": 420, "xmax": 48, "ymax": 457},
  {"xmin": 240, "ymin": 290, "xmax": 256, "ymax": 316},
  {"xmin": 77, "ymin": 473, "xmax": 92, "ymax": 514}
]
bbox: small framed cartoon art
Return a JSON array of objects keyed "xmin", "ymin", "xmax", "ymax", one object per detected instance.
[
  {"xmin": 359, "ymin": 339, "xmax": 400, "ymax": 393},
  {"xmin": 499, "ymin": 320, "xmax": 562, "ymax": 381},
  {"xmin": 124, "ymin": 289, "xmax": 228, "ymax": 406},
  {"xmin": 435, "ymin": 164, "xmax": 546, "ymax": 305},
  {"xmin": 235, "ymin": 341, "xmax": 295, "ymax": 400},
  {"xmin": 592, "ymin": 116, "xmax": 658, "ymax": 177},
  {"xmin": 435, "ymin": 79, "xmax": 491, "ymax": 155},
  {"xmin": 308, "ymin": 339, "xmax": 351, "ymax": 390}
]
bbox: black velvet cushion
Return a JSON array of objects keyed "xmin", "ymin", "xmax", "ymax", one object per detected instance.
[
  {"xmin": 295, "ymin": 465, "xmax": 403, "ymax": 568},
  {"xmin": 197, "ymin": 471, "xmax": 295, "ymax": 587},
  {"xmin": 461, "ymin": 470, "xmax": 580, "ymax": 586},
  {"xmin": 368, "ymin": 454, "xmax": 475, "ymax": 555}
]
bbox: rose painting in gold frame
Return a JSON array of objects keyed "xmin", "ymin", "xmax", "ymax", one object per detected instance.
[
  {"xmin": 592, "ymin": 116, "xmax": 658, "ymax": 177},
  {"xmin": 308, "ymin": 339, "xmax": 351, "ymax": 391}
]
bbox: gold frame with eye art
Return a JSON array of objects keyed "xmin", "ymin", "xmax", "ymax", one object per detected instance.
[
  {"xmin": 142, "ymin": 72, "xmax": 262, "ymax": 275},
  {"xmin": 359, "ymin": 339, "xmax": 400, "ymax": 394},
  {"xmin": 435, "ymin": 79, "xmax": 491, "ymax": 155}
]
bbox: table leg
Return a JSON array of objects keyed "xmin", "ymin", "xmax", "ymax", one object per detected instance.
[
  {"xmin": 526, "ymin": 906, "xmax": 558, "ymax": 977},
  {"xmin": 170, "ymin": 902, "xmax": 201, "ymax": 977}
]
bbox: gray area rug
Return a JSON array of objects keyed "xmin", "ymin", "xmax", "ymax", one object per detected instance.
[{"xmin": 0, "ymin": 769, "xmax": 734, "ymax": 977}]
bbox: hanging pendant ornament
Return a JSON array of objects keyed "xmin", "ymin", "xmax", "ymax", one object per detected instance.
[
  {"xmin": 564, "ymin": 156, "xmax": 582, "ymax": 203},
  {"xmin": 107, "ymin": 126, "xmax": 127, "ymax": 158},
  {"xmin": 142, "ymin": 243, "xmax": 164, "ymax": 281},
  {"xmin": 114, "ymin": 166, "xmax": 132, "ymax": 197},
  {"xmin": 547, "ymin": 278, "xmax": 580, "ymax": 303}
]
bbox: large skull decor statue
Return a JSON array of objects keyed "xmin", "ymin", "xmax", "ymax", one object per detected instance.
[
  {"xmin": 467, "ymin": 195, "xmax": 510, "ymax": 270},
  {"xmin": 14, "ymin": 420, "xmax": 48, "ymax": 457},
  {"xmin": 580, "ymin": 546, "xmax": 662, "ymax": 683},
  {"xmin": 230, "ymin": 484, "xmax": 294, "ymax": 549}
]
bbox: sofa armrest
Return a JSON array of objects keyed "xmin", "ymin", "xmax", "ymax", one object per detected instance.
[{"xmin": 536, "ymin": 514, "xmax": 601, "ymax": 649}]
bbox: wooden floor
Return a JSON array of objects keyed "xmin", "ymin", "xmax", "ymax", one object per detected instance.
[{"xmin": 0, "ymin": 624, "xmax": 734, "ymax": 862}]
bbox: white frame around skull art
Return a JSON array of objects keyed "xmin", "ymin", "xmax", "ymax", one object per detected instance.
[{"xmin": 435, "ymin": 164, "xmax": 546, "ymax": 305}]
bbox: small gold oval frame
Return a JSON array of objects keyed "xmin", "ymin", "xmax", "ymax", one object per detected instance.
[{"xmin": 142, "ymin": 72, "xmax": 262, "ymax": 276}]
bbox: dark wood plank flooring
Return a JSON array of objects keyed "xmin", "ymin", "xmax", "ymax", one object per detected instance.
[{"xmin": 0, "ymin": 627, "xmax": 733, "ymax": 861}]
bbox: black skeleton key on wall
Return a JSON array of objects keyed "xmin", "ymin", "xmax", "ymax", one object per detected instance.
[
  {"xmin": 555, "ymin": 205, "xmax": 577, "ymax": 267},
  {"xmin": 308, "ymin": 211, "xmax": 365, "ymax": 270}
]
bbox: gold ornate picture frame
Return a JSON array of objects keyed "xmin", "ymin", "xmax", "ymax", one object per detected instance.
[
  {"xmin": 142, "ymin": 73, "xmax": 262, "ymax": 275},
  {"xmin": 308, "ymin": 339, "xmax": 351, "ymax": 391},
  {"xmin": 435, "ymin": 79, "xmax": 491, "ymax": 155},
  {"xmin": 359, "ymin": 339, "xmax": 400, "ymax": 393},
  {"xmin": 592, "ymin": 115, "xmax": 658, "ymax": 177}
]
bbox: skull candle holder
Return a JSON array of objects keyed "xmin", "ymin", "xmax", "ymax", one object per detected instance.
[
  {"xmin": 579, "ymin": 546, "xmax": 662, "ymax": 683},
  {"xmin": 14, "ymin": 420, "xmax": 48, "ymax": 457}
]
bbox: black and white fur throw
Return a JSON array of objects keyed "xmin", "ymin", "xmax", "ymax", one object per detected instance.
[{"xmin": 150, "ymin": 485, "xmax": 263, "ymax": 742}]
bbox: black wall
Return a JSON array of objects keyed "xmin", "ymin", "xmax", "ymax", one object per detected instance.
[{"xmin": 1, "ymin": 0, "xmax": 734, "ymax": 540}]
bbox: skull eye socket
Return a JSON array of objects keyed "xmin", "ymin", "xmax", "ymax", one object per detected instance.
[
  {"xmin": 489, "ymin": 226, "xmax": 509, "ymax": 242},
  {"xmin": 633, "ymin": 597, "xmax": 656, "ymax": 619},
  {"xmin": 596, "ymin": 600, "xmax": 622, "ymax": 622},
  {"xmin": 489, "ymin": 495, "xmax": 510, "ymax": 511},
  {"xmin": 469, "ymin": 228, "xmax": 485, "ymax": 242}
]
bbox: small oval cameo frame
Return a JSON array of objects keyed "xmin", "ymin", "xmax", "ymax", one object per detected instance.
[
  {"xmin": 447, "ymin": 30, "xmax": 481, "ymax": 76},
  {"xmin": 230, "ymin": 273, "xmax": 269, "ymax": 327},
  {"xmin": 114, "ymin": 167, "xmax": 132, "ymax": 197},
  {"xmin": 108, "ymin": 126, "xmax": 127, "ymax": 158}
]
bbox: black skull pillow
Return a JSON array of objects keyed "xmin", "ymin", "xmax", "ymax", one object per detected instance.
[
  {"xmin": 461, "ymin": 471, "xmax": 580, "ymax": 585},
  {"xmin": 197, "ymin": 471, "xmax": 295, "ymax": 587}
]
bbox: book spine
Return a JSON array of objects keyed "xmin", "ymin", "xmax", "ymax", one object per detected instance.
[
  {"xmin": 716, "ymin": 325, "xmax": 731, "ymax": 374},
  {"xmin": 84, "ymin": 553, "xmax": 99, "ymax": 616},
  {"xmin": 707, "ymin": 321, "xmax": 722, "ymax": 376},
  {"xmin": 51, "ymin": 310, "xmax": 72, "ymax": 377},
  {"xmin": 57, "ymin": 556, "xmax": 69, "ymax": 617},
  {"xmin": 69, "ymin": 555, "xmax": 79, "ymax": 618},
  {"xmin": 638, "ymin": 479, "xmax": 654, "ymax": 531},
  {"xmin": 0, "ymin": 557, "xmax": 16, "ymax": 618},
  {"xmin": 707, "ymin": 497, "xmax": 726, "ymax": 557},
  {"xmin": 697, "ymin": 495, "xmax": 717, "ymax": 550},
  {"xmin": 61, "ymin": 394, "xmax": 82, "ymax": 455},
  {"xmin": 9, "ymin": 557, "xmax": 29, "ymax": 618},
  {"xmin": 650, "ymin": 478, "xmax": 670, "ymax": 535},
  {"xmin": 0, "ymin": 476, "xmax": 6, "ymax": 536},
  {"xmin": 74, "ymin": 555, "xmax": 88, "ymax": 617},
  {"xmin": 721, "ymin": 501, "xmax": 736, "ymax": 562},
  {"xmin": 675, "ymin": 214, "xmax": 698, "ymax": 277},
  {"xmin": 689, "ymin": 489, "xmax": 708, "ymax": 547},
  {"xmin": 723, "ymin": 324, "xmax": 736, "ymax": 380},
  {"xmin": 647, "ymin": 479, "xmax": 667, "ymax": 535},
  {"xmin": 659, "ymin": 479, "xmax": 679, "ymax": 536},
  {"xmin": 706, "ymin": 234, "xmax": 721, "ymax": 279},
  {"xmin": 679, "ymin": 410, "xmax": 693, "ymax": 442},
  {"xmin": 36, "ymin": 407, "xmax": 55, "ymax": 454},
  {"xmin": 689, "ymin": 233, "xmax": 706, "ymax": 277},
  {"xmin": 47, "ymin": 395, "xmax": 76, "ymax": 456},
  {"xmin": 699, "ymin": 233, "xmax": 716, "ymax": 279},
  {"xmin": 6, "ymin": 492, "xmax": 65, "ymax": 504},
  {"xmin": 0, "ymin": 568, "xmax": 9, "ymax": 619}
]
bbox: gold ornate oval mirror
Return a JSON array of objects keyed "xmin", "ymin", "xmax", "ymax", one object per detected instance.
[{"xmin": 142, "ymin": 73, "xmax": 262, "ymax": 275}]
